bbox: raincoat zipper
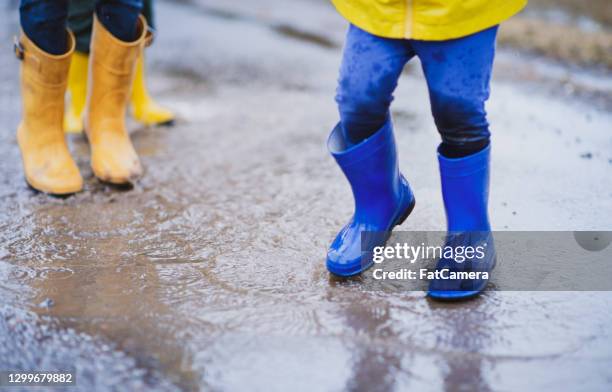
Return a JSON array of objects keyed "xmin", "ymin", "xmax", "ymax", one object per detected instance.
[{"xmin": 404, "ymin": 0, "xmax": 413, "ymax": 39}]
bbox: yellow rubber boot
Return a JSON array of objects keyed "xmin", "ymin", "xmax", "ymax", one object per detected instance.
[
  {"xmin": 130, "ymin": 54, "xmax": 175, "ymax": 126},
  {"xmin": 16, "ymin": 31, "xmax": 83, "ymax": 195},
  {"xmin": 64, "ymin": 51, "xmax": 89, "ymax": 134},
  {"xmin": 85, "ymin": 15, "xmax": 147, "ymax": 184}
]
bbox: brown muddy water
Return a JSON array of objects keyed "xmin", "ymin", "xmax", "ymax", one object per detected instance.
[{"xmin": 1, "ymin": 0, "xmax": 612, "ymax": 391}]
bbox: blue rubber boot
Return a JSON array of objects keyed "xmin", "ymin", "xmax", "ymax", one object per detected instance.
[
  {"xmin": 428, "ymin": 145, "xmax": 496, "ymax": 300},
  {"xmin": 326, "ymin": 119, "xmax": 415, "ymax": 277}
]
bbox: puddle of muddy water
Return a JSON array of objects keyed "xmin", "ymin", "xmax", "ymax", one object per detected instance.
[{"xmin": 2, "ymin": 89, "xmax": 611, "ymax": 391}]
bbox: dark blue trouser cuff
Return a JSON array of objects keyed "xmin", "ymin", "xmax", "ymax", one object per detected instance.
[{"xmin": 20, "ymin": 0, "xmax": 143, "ymax": 55}]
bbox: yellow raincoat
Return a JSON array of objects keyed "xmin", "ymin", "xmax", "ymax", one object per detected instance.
[{"xmin": 331, "ymin": 0, "xmax": 527, "ymax": 40}]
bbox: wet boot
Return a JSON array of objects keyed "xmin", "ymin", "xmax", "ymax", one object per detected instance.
[
  {"xmin": 85, "ymin": 15, "xmax": 147, "ymax": 184},
  {"xmin": 428, "ymin": 145, "xmax": 496, "ymax": 300},
  {"xmin": 16, "ymin": 30, "xmax": 83, "ymax": 195},
  {"xmin": 64, "ymin": 51, "xmax": 89, "ymax": 134},
  {"xmin": 130, "ymin": 53, "xmax": 175, "ymax": 126},
  {"xmin": 65, "ymin": 52, "xmax": 172, "ymax": 132},
  {"xmin": 326, "ymin": 119, "xmax": 416, "ymax": 276}
]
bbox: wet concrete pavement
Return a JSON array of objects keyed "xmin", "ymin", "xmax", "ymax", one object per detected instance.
[{"xmin": 1, "ymin": 0, "xmax": 612, "ymax": 391}]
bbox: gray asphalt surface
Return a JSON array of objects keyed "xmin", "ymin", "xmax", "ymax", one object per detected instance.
[{"xmin": 1, "ymin": 0, "xmax": 611, "ymax": 391}]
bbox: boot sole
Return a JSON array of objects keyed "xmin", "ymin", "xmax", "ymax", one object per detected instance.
[
  {"xmin": 94, "ymin": 173, "xmax": 141, "ymax": 186},
  {"xmin": 132, "ymin": 117, "xmax": 175, "ymax": 127},
  {"xmin": 427, "ymin": 254, "xmax": 497, "ymax": 301},
  {"xmin": 24, "ymin": 177, "xmax": 81, "ymax": 197},
  {"xmin": 394, "ymin": 196, "xmax": 416, "ymax": 228},
  {"xmin": 154, "ymin": 118, "xmax": 175, "ymax": 127}
]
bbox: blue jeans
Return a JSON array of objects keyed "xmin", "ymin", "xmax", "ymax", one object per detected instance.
[
  {"xmin": 336, "ymin": 25, "xmax": 498, "ymax": 157},
  {"xmin": 20, "ymin": 0, "xmax": 143, "ymax": 55}
]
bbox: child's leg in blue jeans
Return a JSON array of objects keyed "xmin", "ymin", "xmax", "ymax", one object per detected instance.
[
  {"xmin": 411, "ymin": 27, "xmax": 498, "ymax": 298},
  {"xmin": 95, "ymin": 0, "xmax": 144, "ymax": 43},
  {"xmin": 336, "ymin": 25, "xmax": 414, "ymax": 146},
  {"xmin": 412, "ymin": 26, "xmax": 498, "ymax": 158},
  {"xmin": 20, "ymin": 0, "xmax": 143, "ymax": 55},
  {"xmin": 19, "ymin": 0, "xmax": 69, "ymax": 55}
]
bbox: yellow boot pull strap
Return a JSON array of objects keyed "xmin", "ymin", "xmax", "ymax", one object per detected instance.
[
  {"xmin": 144, "ymin": 26, "xmax": 155, "ymax": 48},
  {"xmin": 13, "ymin": 36, "xmax": 24, "ymax": 60}
]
